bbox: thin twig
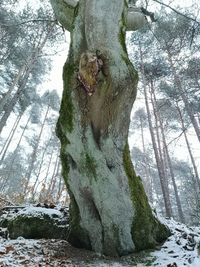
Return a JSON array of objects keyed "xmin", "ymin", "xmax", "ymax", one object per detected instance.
[
  {"xmin": 0, "ymin": 19, "xmax": 57, "ymax": 27},
  {"xmin": 166, "ymin": 127, "xmax": 187, "ymax": 147},
  {"xmin": 152, "ymin": 0, "xmax": 200, "ymax": 25}
]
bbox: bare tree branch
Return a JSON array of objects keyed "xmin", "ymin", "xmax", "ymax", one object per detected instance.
[
  {"xmin": 167, "ymin": 127, "xmax": 188, "ymax": 147},
  {"xmin": 153, "ymin": 0, "xmax": 200, "ymax": 25},
  {"xmin": 0, "ymin": 19, "xmax": 56, "ymax": 27},
  {"xmin": 127, "ymin": 6, "xmax": 148, "ymax": 31},
  {"xmin": 50, "ymin": 0, "xmax": 77, "ymax": 32}
]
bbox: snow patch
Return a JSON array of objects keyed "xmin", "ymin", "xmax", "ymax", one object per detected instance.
[{"xmin": 17, "ymin": 206, "xmax": 63, "ymax": 218}]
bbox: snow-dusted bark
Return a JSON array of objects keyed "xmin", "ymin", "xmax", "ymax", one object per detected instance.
[{"xmin": 51, "ymin": 0, "xmax": 170, "ymax": 256}]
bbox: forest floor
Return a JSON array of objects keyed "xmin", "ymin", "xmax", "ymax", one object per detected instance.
[{"xmin": 0, "ymin": 204, "xmax": 200, "ymax": 267}]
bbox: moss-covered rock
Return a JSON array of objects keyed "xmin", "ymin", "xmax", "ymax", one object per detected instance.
[
  {"xmin": 7, "ymin": 215, "xmax": 67, "ymax": 239},
  {"xmin": 0, "ymin": 206, "xmax": 69, "ymax": 240}
]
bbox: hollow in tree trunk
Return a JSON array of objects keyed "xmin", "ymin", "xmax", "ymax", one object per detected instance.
[{"xmin": 50, "ymin": 0, "xmax": 170, "ymax": 256}]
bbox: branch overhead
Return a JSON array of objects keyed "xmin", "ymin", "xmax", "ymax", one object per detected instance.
[
  {"xmin": 153, "ymin": 0, "xmax": 200, "ymax": 25},
  {"xmin": 50, "ymin": 0, "xmax": 151, "ymax": 33},
  {"xmin": 50, "ymin": 0, "xmax": 78, "ymax": 32},
  {"xmin": 63, "ymin": 0, "xmax": 78, "ymax": 8},
  {"xmin": 127, "ymin": 6, "xmax": 148, "ymax": 31}
]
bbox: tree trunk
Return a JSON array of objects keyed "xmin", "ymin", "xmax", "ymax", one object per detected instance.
[
  {"xmin": 43, "ymin": 147, "xmax": 54, "ymax": 185},
  {"xmin": 55, "ymin": 165, "xmax": 64, "ymax": 202},
  {"xmin": 38, "ymin": 147, "xmax": 54, "ymax": 201},
  {"xmin": 24, "ymin": 105, "xmax": 50, "ymax": 194},
  {"xmin": 150, "ymin": 82, "xmax": 184, "ymax": 222},
  {"xmin": 54, "ymin": 0, "xmax": 169, "ymax": 256},
  {"xmin": 0, "ymin": 27, "xmax": 52, "ymax": 134},
  {"xmin": 153, "ymin": 104, "xmax": 184, "ymax": 222},
  {"xmin": 0, "ymin": 62, "xmax": 28, "ymax": 114},
  {"xmin": 139, "ymin": 116, "xmax": 153, "ymax": 202},
  {"xmin": 139, "ymin": 47, "xmax": 172, "ymax": 218},
  {"xmin": 163, "ymin": 139, "xmax": 185, "ymax": 223},
  {"xmin": 46, "ymin": 150, "xmax": 60, "ymax": 199},
  {"xmin": 167, "ymin": 51, "xmax": 200, "ymax": 143},
  {"xmin": 176, "ymin": 104, "xmax": 200, "ymax": 190},
  {"xmin": 149, "ymin": 83, "xmax": 171, "ymax": 205},
  {"xmin": 0, "ymin": 113, "xmax": 30, "ymax": 189},
  {"xmin": 0, "ymin": 114, "xmax": 22, "ymax": 163},
  {"xmin": 6, "ymin": 114, "xmax": 31, "ymax": 170},
  {"xmin": 0, "ymin": 73, "xmax": 29, "ymax": 134},
  {"xmin": 31, "ymin": 138, "xmax": 51, "ymax": 200}
]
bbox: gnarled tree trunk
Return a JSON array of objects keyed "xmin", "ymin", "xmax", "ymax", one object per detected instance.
[{"xmin": 50, "ymin": 0, "xmax": 170, "ymax": 256}]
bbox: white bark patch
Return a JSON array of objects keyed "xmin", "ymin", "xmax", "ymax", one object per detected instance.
[{"xmin": 84, "ymin": 0, "xmax": 128, "ymax": 81}]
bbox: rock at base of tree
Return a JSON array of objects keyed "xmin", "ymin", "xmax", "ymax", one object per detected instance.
[{"xmin": 0, "ymin": 205, "xmax": 69, "ymax": 240}]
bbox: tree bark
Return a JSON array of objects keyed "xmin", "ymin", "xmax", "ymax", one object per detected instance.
[{"xmin": 52, "ymin": 0, "xmax": 169, "ymax": 256}]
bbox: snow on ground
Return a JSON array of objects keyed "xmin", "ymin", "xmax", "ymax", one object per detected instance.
[
  {"xmin": 0, "ymin": 207, "xmax": 200, "ymax": 266},
  {"xmin": 148, "ymin": 218, "xmax": 200, "ymax": 267}
]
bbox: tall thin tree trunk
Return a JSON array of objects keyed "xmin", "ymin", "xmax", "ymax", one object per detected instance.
[
  {"xmin": 31, "ymin": 138, "xmax": 51, "ymax": 200},
  {"xmin": 139, "ymin": 46, "xmax": 172, "ymax": 217},
  {"xmin": 0, "ymin": 73, "xmax": 29, "ymax": 134},
  {"xmin": 5, "ymin": 114, "xmax": 31, "ymax": 182},
  {"xmin": 139, "ymin": 117, "xmax": 153, "ymax": 202},
  {"xmin": 46, "ymin": 150, "xmax": 60, "ymax": 199},
  {"xmin": 154, "ymin": 105, "xmax": 184, "ymax": 222},
  {"xmin": 149, "ymin": 82, "xmax": 170, "ymax": 190},
  {"xmin": 176, "ymin": 104, "xmax": 200, "ymax": 190},
  {"xmin": 24, "ymin": 105, "xmax": 50, "ymax": 195},
  {"xmin": 167, "ymin": 51, "xmax": 200, "ymax": 142},
  {"xmin": 0, "ymin": 62, "xmax": 28, "ymax": 114},
  {"xmin": 43, "ymin": 148, "xmax": 54, "ymax": 185},
  {"xmin": 150, "ymin": 82, "xmax": 184, "ymax": 222},
  {"xmin": 38, "ymin": 147, "xmax": 54, "ymax": 201},
  {"xmin": 55, "ymin": 164, "xmax": 63, "ymax": 202},
  {"xmin": 0, "ymin": 27, "xmax": 52, "ymax": 134},
  {"xmin": 164, "ymin": 141, "xmax": 185, "ymax": 223},
  {"xmin": 0, "ymin": 114, "xmax": 22, "ymax": 163}
]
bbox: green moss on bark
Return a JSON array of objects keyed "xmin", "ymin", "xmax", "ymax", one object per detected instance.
[
  {"xmin": 59, "ymin": 60, "xmax": 75, "ymax": 133},
  {"xmin": 118, "ymin": 10, "xmax": 139, "ymax": 85},
  {"xmin": 123, "ymin": 142, "xmax": 170, "ymax": 251},
  {"xmin": 68, "ymin": 194, "xmax": 92, "ymax": 250},
  {"xmin": 56, "ymin": 48, "xmax": 76, "ymax": 186},
  {"xmin": 80, "ymin": 152, "xmax": 97, "ymax": 180}
]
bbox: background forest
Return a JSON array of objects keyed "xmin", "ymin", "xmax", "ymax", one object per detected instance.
[{"xmin": 0, "ymin": 0, "xmax": 199, "ymax": 226}]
